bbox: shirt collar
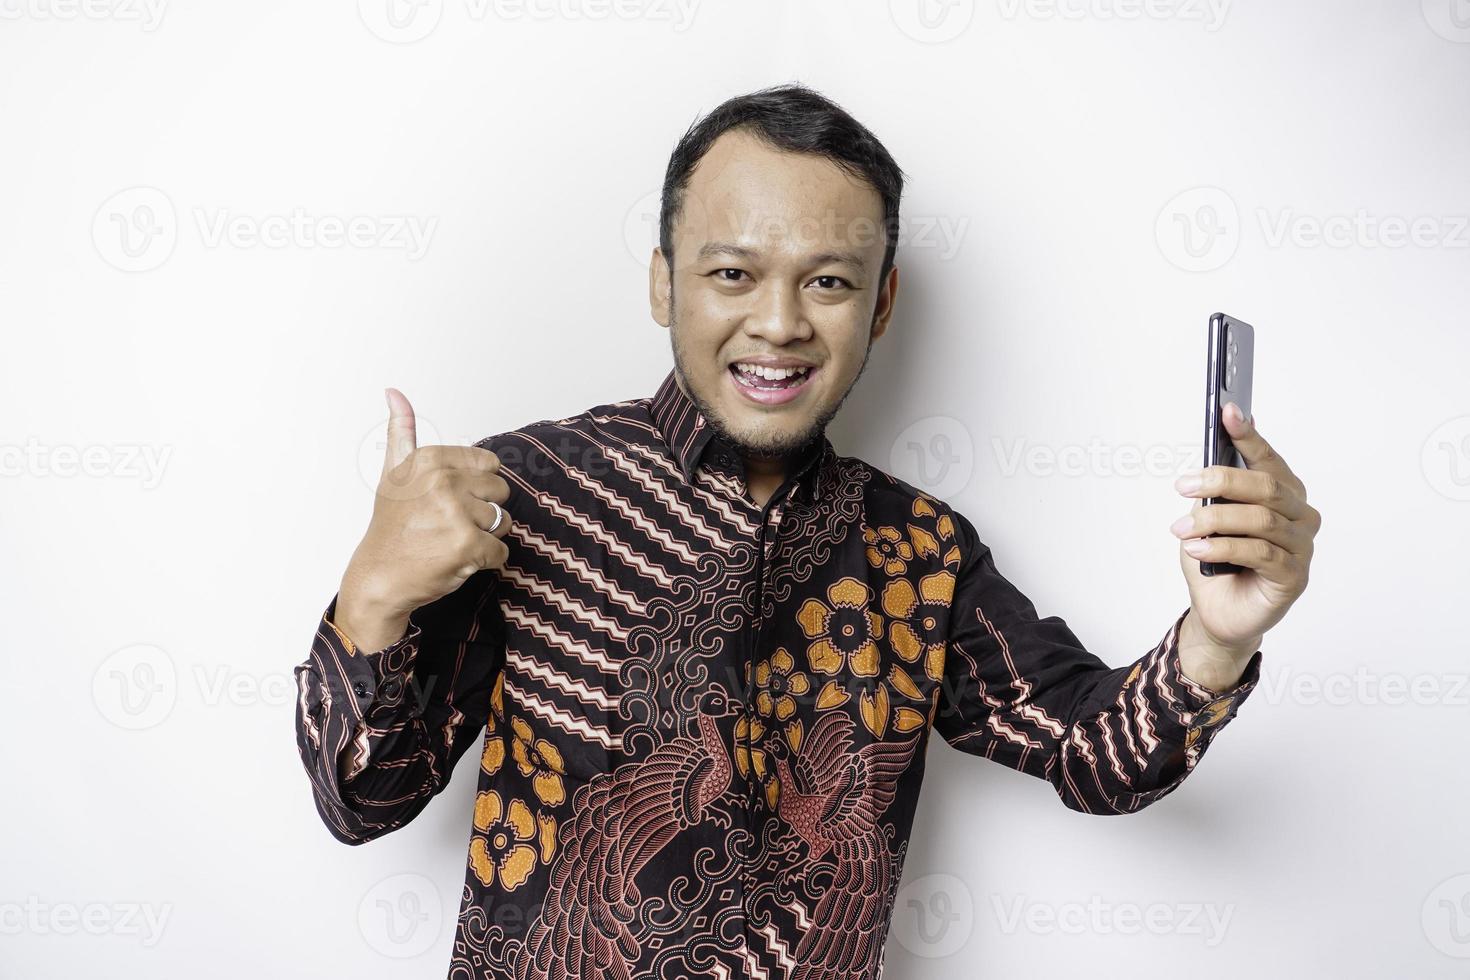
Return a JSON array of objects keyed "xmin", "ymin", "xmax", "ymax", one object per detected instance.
[{"xmin": 649, "ymin": 368, "xmax": 830, "ymax": 506}]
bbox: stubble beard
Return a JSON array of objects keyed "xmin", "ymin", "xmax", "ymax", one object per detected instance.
[{"xmin": 666, "ymin": 286, "xmax": 874, "ymax": 463}]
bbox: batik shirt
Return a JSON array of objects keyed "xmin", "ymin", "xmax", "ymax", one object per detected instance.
[{"xmin": 293, "ymin": 368, "xmax": 1262, "ymax": 980}]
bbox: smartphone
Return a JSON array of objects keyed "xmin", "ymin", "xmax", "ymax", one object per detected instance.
[{"xmin": 1199, "ymin": 312, "xmax": 1255, "ymax": 576}]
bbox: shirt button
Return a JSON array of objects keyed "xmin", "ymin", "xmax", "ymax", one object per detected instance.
[{"xmin": 353, "ymin": 681, "xmax": 369, "ymax": 698}]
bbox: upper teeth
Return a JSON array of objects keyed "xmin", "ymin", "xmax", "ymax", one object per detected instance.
[{"xmin": 736, "ymin": 363, "xmax": 810, "ymax": 380}]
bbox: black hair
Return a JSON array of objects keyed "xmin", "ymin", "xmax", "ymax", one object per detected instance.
[{"xmin": 658, "ymin": 83, "xmax": 906, "ymax": 287}]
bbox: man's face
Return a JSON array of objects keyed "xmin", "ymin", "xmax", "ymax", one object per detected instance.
[{"xmin": 649, "ymin": 128, "xmax": 899, "ymax": 461}]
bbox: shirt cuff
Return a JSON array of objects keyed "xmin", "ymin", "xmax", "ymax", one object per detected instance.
[
  {"xmin": 317, "ymin": 592, "xmax": 424, "ymax": 719},
  {"xmin": 1091, "ymin": 608, "xmax": 1262, "ymax": 808},
  {"xmin": 1143, "ymin": 605, "xmax": 1262, "ymax": 745}
]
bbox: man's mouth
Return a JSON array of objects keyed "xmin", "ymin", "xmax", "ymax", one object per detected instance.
[
  {"xmin": 726, "ymin": 361, "xmax": 817, "ymax": 406},
  {"xmin": 728, "ymin": 362, "xmax": 813, "ymax": 390}
]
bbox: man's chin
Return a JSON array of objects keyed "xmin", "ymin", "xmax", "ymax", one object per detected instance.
[
  {"xmin": 714, "ymin": 414, "xmax": 823, "ymax": 460},
  {"xmin": 670, "ymin": 355, "xmax": 834, "ymax": 459}
]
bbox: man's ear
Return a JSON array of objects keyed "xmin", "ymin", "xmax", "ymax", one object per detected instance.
[
  {"xmin": 870, "ymin": 264, "xmax": 900, "ymax": 342},
  {"xmin": 649, "ymin": 248, "xmax": 672, "ymax": 328}
]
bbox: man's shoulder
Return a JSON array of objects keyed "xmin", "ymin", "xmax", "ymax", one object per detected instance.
[
  {"xmin": 471, "ymin": 392, "xmax": 654, "ymax": 458},
  {"xmin": 840, "ymin": 451, "xmax": 952, "ymax": 512},
  {"xmin": 838, "ymin": 451, "xmax": 982, "ymax": 560}
]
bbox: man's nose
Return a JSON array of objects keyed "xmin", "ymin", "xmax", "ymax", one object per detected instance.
[{"xmin": 744, "ymin": 281, "xmax": 813, "ymax": 345}]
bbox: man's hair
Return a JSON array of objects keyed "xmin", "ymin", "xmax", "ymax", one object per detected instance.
[{"xmin": 658, "ymin": 83, "xmax": 906, "ymax": 288}]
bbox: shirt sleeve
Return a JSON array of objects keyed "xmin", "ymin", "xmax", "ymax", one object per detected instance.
[
  {"xmin": 292, "ymin": 568, "xmax": 506, "ymax": 844},
  {"xmin": 932, "ymin": 510, "xmax": 1262, "ymax": 815}
]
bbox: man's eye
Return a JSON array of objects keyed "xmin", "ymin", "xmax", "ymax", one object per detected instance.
[
  {"xmin": 713, "ymin": 268, "xmax": 749, "ymax": 282},
  {"xmin": 810, "ymin": 276, "xmax": 851, "ymax": 290}
]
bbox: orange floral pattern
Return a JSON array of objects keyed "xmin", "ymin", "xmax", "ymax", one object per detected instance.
[
  {"xmin": 478, "ymin": 686, "xmax": 563, "ymax": 884},
  {"xmin": 798, "ymin": 577, "xmax": 884, "ymax": 679},
  {"xmin": 469, "ymin": 791, "xmax": 556, "ymax": 892},
  {"xmin": 754, "ymin": 647, "xmax": 810, "ymax": 722},
  {"xmin": 882, "ymin": 571, "xmax": 955, "ymax": 682},
  {"xmin": 863, "ymin": 524, "xmax": 913, "ymax": 576},
  {"xmin": 511, "ymin": 716, "xmax": 568, "ymax": 807}
]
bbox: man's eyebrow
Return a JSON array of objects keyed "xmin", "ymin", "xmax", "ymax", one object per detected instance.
[
  {"xmin": 696, "ymin": 241, "xmax": 871, "ymax": 270},
  {"xmin": 808, "ymin": 249, "xmax": 870, "ymax": 271},
  {"xmin": 697, "ymin": 242, "xmax": 762, "ymax": 262}
]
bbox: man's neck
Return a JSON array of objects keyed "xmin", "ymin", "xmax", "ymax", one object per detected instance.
[{"xmin": 743, "ymin": 453, "xmax": 787, "ymax": 509}]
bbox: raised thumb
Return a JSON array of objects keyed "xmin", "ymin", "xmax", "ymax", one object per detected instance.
[{"xmin": 381, "ymin": 387, "xmax": 417, "ymax": 479}]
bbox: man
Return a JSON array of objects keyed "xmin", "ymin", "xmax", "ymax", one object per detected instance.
[{"xmin": 293, "ymin": 84, "xmax": 1319, "ymax": 979}]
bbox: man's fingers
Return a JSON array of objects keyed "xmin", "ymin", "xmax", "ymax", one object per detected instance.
[
  {"xmin": 1221, "ymin": 401, "xmax": 1297, "ymax": 487},
  {"xmin": 453, "ymin": 444, "xmax": 501, "ymax": 472},
  {"xmin": 461, "ymin": 470, "xmax": 510, "ymax": 505},
  {"xmin": 382, "ymin": 387, "xmax": 417, "ymax": 478},
  {"xmin": 1182, "ymin": 532, "xmax": 1299, "ymax": 583},
  {"xmin": 1174, "ymin": 501, "xmax": 1308, "ymax": 556},
  {"xmin": 472, "ymin": 529, "xmax": 510, "ymax": 571},
  {"xmin": 1179, "ymin": 465, "xmax": 1310, "ymax": 521}
]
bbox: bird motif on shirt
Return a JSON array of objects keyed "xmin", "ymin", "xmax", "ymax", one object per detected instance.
[
  {"xmin": 513, "ymin": 689, "xmax": 736, "ymax": 980},
  {"xmin": 769, "ymin": 710, "xmax": 922, "ymax": 980}
]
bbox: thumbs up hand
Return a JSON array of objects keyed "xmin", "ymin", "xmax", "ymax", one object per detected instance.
[{"xmin": 334, "ymin": 388, "xmax": 512, "ymax": 653}]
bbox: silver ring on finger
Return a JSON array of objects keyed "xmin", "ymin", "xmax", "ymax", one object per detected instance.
[{"xmin": 486, "ymin": 500, "xmax": 505, "ymax": 535}]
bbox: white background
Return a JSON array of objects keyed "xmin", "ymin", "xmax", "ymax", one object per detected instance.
[{"xmin": 2, "ymin": 0, "xmax": 1468, "ymax": 976}]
